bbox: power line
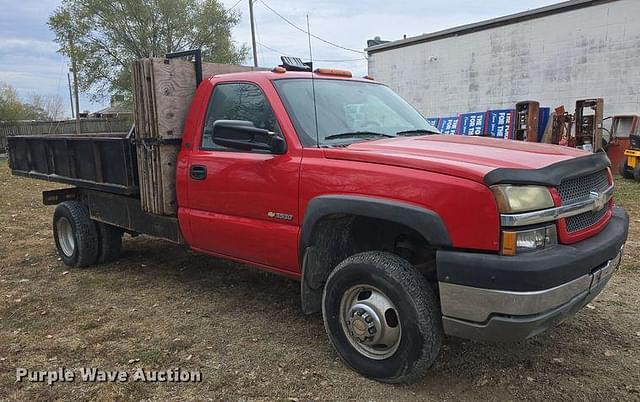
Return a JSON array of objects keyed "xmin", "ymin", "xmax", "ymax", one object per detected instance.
[
  {"xmin": 315, "ymin": 57, "xmax": 367, "ymax": 62},
  {"xmin": 254, "ymin": 11, "xmax": 266, "ymax": 65},
  {"xmin": 256, "ymin": 41, "xmax": 290, "ymax": 56},
  {"xmin": 260, "ymin": 45, "xmax": 366, "ymax": 62},
  {"xmin": 226, "ymin": 0, "xmax": 243, "ymax": 12},
  {"xmin": 257, "ymin": 0, "xmax": 366, "ymax": 56},
  {"xmin": 256, "ymin": 41, "xmax": 365, "ymax": 63}
]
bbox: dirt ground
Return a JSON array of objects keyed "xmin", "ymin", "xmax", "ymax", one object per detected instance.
[{"xmin": 0, "ymin": 159, "xmax": 639, "ymax": 401}]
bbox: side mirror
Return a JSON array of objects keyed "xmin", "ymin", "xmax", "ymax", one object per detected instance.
[{"xmin": 212, "ymin": 120, "xmax": 287, "ymax": 154}]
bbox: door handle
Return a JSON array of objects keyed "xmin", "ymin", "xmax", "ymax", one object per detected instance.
[{"xmin": 190, "ymin": 165, "xmax": 207, "ymax": 180}]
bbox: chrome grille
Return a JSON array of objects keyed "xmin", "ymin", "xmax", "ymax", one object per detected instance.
[
  {"xmin": 565, "ymin": 205, "xmax": 608, "ymax": 232},
  {"xmin": 557, "ymin": 169, "xmax": 609, "ymax": 205},
  {"xmin": 558, "ymin": 169, "xmax": 611, "ymax": 233}
]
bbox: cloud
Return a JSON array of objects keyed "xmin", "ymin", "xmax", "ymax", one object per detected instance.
[
  {"xmin": 225, "ymin": 0, "xmax": 560, "ymax": 76},
  {"xmin": 1, "ymin": 0, "xmax": 561, "ymax": 118},
  {"xmin": 0, "ymin": 0, "xmax": 98, "ymax": 116}
]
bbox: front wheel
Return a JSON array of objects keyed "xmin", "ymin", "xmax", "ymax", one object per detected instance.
[{"xmin": 322, "ymin": 251, "xmax": 442, "ymax": 383}]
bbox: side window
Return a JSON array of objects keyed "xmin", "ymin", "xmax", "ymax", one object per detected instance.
[{"xmin": 201, "ymin": 83, "xmax": 279, "ymax": 150}]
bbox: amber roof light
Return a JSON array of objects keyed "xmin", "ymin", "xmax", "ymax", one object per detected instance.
[{"xmin": 314, "ymin": 68, "xmax": 352, "ymax": 78}]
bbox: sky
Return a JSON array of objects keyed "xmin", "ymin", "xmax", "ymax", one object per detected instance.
[{"xmin": 0, "ymin": 0, "xmax": 561, "ymax": 118}]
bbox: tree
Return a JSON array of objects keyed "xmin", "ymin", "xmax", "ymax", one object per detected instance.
[
  {"xmin": 0, "ymin": 83, "xmax": 55, "ymax": 121},
  {"xmin": 48, "ymin": 0, "xmax": 248, "ymax": 100},
  {"xmin": 29, "ymin": 95, "xmax": 66, "ymax": 121}
]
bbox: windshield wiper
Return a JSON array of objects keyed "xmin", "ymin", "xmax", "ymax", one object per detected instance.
[
  {"xmin": 324, "ymin": 131, "xmax": 396, "ymax": 141},
  {"xmin": 396, "ymin": 128, "xmax": 439, "ymax": 136}
]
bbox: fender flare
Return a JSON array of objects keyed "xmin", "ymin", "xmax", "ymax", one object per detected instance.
[
  {"xmin": 300, "ymin": 195, "xmax": 452, "ymax": 259},
  {"xmin": 298, "ymin": 195, "xmax": 452, "ymax": 314}
]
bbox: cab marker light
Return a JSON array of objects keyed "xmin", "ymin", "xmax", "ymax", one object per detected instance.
[{"xmin": 314, "ymin": 68, "xmax": 352, "ymax": 78}]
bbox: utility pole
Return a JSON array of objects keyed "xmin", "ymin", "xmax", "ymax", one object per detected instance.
[
  {"xmin": 66, "ymin": 72, "xmax": 75, "ymax": 119},
  {"xmin": 68, "ymin": 33, "xmax": 80, "ymax": 133},
  {"xmin": 249, "ymin": 0, "xmax": 258, "ymax": 67}
]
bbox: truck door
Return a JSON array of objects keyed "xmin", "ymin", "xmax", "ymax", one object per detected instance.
[{"xmin": 185, "ymin": 82, "xmax": 300, "ymax": 273}]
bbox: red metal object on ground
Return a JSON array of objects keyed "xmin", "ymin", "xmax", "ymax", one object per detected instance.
[{"xmin": 607, "ymin": 115, "xmax": 639, "ymax": 170}]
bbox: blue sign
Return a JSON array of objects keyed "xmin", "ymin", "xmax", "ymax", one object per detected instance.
[
  {"xmin": 426, "ymin": 117, "xmax": 439, "ymax": 127},
  {"xmin": 537, "ymin": 107, "xmax": 551, "ymax": 142},
  {"xmin": 437, "ymin": 116, "xmax": 459, "ymax": 135},
  {"xmin": 487, "ymin": 109, "xmax": 515, "ymax": 139},
  {"xmin": 457, "ymin": 112, "xmax": 486, "ymax": 136}
]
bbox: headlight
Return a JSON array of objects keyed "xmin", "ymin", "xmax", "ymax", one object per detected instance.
[
  {"xmin": 491, "ymin": 185, "xmax": 554, "ymax": 213},
  {"xmin": 501, "ymin": 225, "xmax": 557, "ymax": 255}
]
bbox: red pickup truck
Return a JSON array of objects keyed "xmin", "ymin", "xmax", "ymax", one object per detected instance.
[{"xmin": 8, "ymin": 66, "xmax": 629, "ymax": 383}]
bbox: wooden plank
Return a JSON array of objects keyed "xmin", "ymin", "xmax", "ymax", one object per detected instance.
[
  {"xmin": 142, "ymin": 60, "xmax": 154, "ymax": 139},
  {"xmin": 159, "ymin": 144, "xmax": 179, "ymax": 215},
  {"xmin": 151, "ymin": 58, "xmax": 198, "ymax": 140},
  {"xmin": 130, "ymin": 57, "xmax": 266, "ymax": 215},
  {"xmin": 149, "ymin": 60, "xmax": 159, "ymax": 139},
  {"xmin": 136, "ymin": 144, "xmax": 148, "ymax": 212},
  {"xmin": 132, "ymin": 60, "xmax": 142, "ymax": 138},
  {"xmin": 151, "ymin": 58, "xmax": 266, "ymax": 139}
]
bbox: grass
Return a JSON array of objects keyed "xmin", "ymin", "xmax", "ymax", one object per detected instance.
[
  {"xmin": 611, "ymin": 175, "xmax": 640, "ymax": 271},
  {"xmin": 0, "ymin": 159, "xmax": 639, "ymax": 401}
]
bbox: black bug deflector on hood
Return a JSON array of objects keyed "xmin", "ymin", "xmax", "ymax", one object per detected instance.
[{"xmin": 484, "ymin": 152, "xmax": 611, "ymax": 187}]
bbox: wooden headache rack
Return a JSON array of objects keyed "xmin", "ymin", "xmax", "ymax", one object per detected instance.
[{"xmin": 131, "ymin": 49, "xmax": 265, "ymax": 216}]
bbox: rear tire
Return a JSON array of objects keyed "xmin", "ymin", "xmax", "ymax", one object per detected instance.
[
  {"xmin": 619, "ymin": 161, "xmax": 633, "ymax": 179},
  {"xmin": 96, "ymin": 222, "xmax": 123, "ymax": 264},
  {"xmin": 322, "ymin": 251, "xmax": 442, "ymax": 383},
  {"xmin": 53, "ymin": 201, "xmax": 99, "ymax": 267}
]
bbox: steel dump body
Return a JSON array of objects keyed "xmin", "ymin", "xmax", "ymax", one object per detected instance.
[{"xmin": 7, "ymin": 133, "xmax": 138, "ymax": 195}]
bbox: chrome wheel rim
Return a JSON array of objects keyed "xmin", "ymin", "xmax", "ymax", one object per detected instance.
[
  {"xmin": 339, "ymin": 285, "xmax": 402, "ymax": 360},
  {"xmin": 56, "ymin": 217, "xmax": 75, "ymax": 257}
]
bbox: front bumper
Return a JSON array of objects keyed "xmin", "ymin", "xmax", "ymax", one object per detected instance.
[{"xmin": 437, "ymin": 206, "xmax": 629, "ymax": 342}]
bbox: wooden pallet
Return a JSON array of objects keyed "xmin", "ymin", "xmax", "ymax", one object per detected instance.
[{"xmin": 131, "ymin": 57, "xmax": 264, "ymax": 215}]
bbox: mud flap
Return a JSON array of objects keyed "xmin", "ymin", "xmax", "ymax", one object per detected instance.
[{"xmin": 300, "ymin": 246, "xmax": 325, "ymax": 315}]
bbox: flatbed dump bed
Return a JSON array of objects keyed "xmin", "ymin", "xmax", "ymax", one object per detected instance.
[
  {"xmin": 8, "ymin": 132, "xmax": 138, "ymax": 195},
  {"xmin": 7, "ymin": 131, "xmax": 183, "ymax": 243}
]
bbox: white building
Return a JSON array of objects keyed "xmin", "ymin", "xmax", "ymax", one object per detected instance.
[{"xmin": 366, "ymin": 0, "xmax": 640, "ymax": 120}]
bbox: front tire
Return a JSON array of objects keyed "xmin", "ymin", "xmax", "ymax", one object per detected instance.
[
  {"xmin": 53, "ymin": 201, "xmax": 99, "ymax": 267},
  {"xmin": 322, "ymin": 251, "xmax": 442, "ymax": 383}
]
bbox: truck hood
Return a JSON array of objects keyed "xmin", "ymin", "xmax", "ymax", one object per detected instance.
[{"xmin": 324, "ymin": 135, "xmax": 589, "ymax": 184}]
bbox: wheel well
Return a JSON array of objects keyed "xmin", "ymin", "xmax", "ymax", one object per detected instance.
[{"xmin": 300, "ymin": 214, "xmax": 436, "ymax": 314}]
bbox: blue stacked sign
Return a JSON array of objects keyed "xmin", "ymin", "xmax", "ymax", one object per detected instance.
[
  {"xmin": 487, "ymin": 109, "xmax": 515, "ymax": 139},
  {"xmin": 437, "ymin": 116, "xmax": 459, "ymax": 135},
  {"xmin": 537, "ymin": 107, "xmax": 551, "ymax": 142},
  {"xmin": 457, "ymin": 112, "xmax": 486, "ymax": 136},
  {"xmin": 426, "ymin": 117, "xmax": 439, "ymax": 127}
]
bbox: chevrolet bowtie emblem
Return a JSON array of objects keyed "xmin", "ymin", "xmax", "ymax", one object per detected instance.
[{"xmin": 589, "ymin": 191, "xmax": 607, "ymax": 211}]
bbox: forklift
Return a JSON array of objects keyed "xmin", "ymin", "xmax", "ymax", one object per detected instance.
[{"xmin": 619, "ymin": 133, "xmax": 640, "ymax": 180}]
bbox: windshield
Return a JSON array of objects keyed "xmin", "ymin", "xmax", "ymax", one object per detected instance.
[{"xmin": 272, "ymin": 78, "xmax": 439, "ymax": 146}]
